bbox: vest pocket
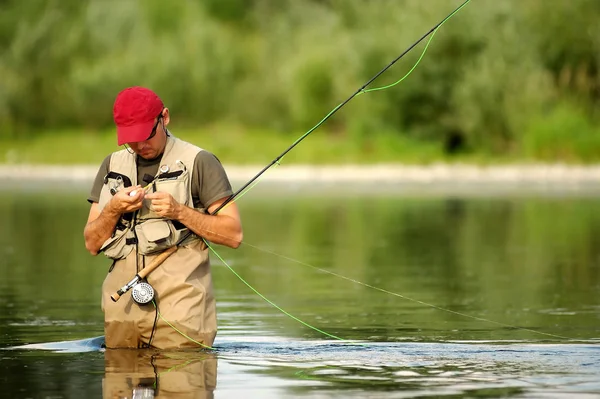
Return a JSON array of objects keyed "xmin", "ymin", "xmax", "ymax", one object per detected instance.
[
  {"xmin": 101, "ymin": 229, "xmax": 135, "ymax": 260},
  {"xmin": 135, "ymin": 219, "xmax": 175, "ymax": 255}
]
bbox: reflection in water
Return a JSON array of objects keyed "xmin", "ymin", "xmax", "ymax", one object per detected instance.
[
  {"xmin": 3, "ymin": 337, "xmax": 600, "ymax": 398},
  {"xmin": 1, "ymin": 186, "xmax": 599, "ymax": 398},
  {"xmin": 103, "ymin": 349, "xmax": 217, "ymax": 399}
]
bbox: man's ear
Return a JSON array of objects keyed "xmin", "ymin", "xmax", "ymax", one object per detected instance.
[{"xmin": 162, "ymin": 107, "xmax": 170, "ymax": 126}]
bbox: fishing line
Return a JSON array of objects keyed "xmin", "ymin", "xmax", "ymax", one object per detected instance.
[
  {"xmin": 198, "ymin": 0, "xmax": 500, "ymax": 344},
  {"xmin": 358, "ymin": 0, "xmax": 468, "ymax": 95},
  {"xmin": 211, "ymin": 0, "xmax": 471, "ymax": 214},
  {"xmin": 144, "ymin": 0, "xmax": 475, "ymax": 346},
  {"xmin": 234, "ymin": 240, "xmax": 571, "ymax": 341},
  {"xmin": 207, "ymin": 243, "xmax": 364, "ymax": 345},
  {"xmin": 226, "ymin": 18, "xmax": 441, "ymax": 206},
  {"xmin": 152, "ymin": 300, "xmax": 215, "ymax": 350},
  {"xmin": 190, "ymin": 222, "xmax": 573, "ymax": 341},
  {"xmin": 200, "ymin": 0, "xmax": 570, "ymax": 345},
  {"xmin": 217, "ymin": 1, "xmax": 460, "ymax": 208}
]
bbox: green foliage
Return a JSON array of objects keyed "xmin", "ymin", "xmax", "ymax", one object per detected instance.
[
  {"xmin": 521, "ymin": 100, "xmax": 600, "ymax": 161},
  {"xmin": 0, "ymin": 0, "xmax": 598, "ymax": 162}
]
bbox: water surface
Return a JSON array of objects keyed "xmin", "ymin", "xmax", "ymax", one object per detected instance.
[{"xmin": 0, "ymin": 181, "xmax": 599, "ymax": 398}]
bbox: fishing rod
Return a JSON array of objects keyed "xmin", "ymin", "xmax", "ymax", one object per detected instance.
[
  {"xmin": 159, "ymin": 0, "xmax": 568, "ymax": 344},
  {"xmin": 111, "ymin": 0, "xmax": 474, "ymax": 344},
  {"xmin": 212, "ymin": 0, "xmax": 471, "ymax": 214}
]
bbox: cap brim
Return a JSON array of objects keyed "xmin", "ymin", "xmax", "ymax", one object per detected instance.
[{"xmin": 117, "ymin": 120, "xmax": 156, "ymax": 146}]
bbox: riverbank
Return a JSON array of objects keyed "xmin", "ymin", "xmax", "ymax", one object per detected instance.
[{"xmin": 2, "ymin": 164, "xmax": 600, "ymax": 195}]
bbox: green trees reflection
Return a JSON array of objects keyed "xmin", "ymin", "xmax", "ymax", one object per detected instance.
[{"xmin": 0, "ymin": 189, "xmax": 598, "ymax": 342}]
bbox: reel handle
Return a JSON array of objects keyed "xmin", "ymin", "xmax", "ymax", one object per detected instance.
[{"xmin": 110, "ymin": 245, "xmax": 178, "ymax": 302}]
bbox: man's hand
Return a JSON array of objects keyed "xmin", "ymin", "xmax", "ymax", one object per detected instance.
[
  {"xmin": 108, "ymin": 185, "xmax": 145, "ymax": 214},
  {"xmin": 145, "ymin": 191, "xmax": 182, "ymax": 219},
  {"xmin": 84, "ymin": 185, "xmax": 145, "ymax": 256}
]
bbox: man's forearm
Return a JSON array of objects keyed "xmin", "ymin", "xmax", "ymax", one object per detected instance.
[
  {"xmin": 84, "ymin": 206, "xmax": 121, "ymax": 255},
  {"xmin": 177, "ymin": 206, "xmax": 242, "ymax": 249}
]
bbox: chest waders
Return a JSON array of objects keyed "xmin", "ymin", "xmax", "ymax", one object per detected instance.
[{"xmin": 99, "ymin": 137, "xmax": 218, "ymax": 349}]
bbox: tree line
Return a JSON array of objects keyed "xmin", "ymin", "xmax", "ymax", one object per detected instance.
[{"xmin": 0, "ymin": 0, "xmax": 598, "ymax": 160}]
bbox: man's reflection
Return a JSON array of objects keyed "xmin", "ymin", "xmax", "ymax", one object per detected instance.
[{"xmin": 103, "ymin": 349, "xmax": 217, "ymax": 398}]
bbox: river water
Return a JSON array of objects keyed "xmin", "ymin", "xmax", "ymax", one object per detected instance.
[{"xmin": 0, "ymin": 179, "xmax": 598, "ymax": 398}]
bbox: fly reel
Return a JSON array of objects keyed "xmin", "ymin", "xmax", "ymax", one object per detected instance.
[
  {"xmin": 111, "ymin": 246, "xmax": 177, "ymax": 304},
  {"xmin": 131, "ymin": 281, "xmax": 155, "ymax": 305}
]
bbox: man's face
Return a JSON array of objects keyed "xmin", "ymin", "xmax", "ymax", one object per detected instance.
[{"xmin": 128, "ymin": 109, "xmax": 169, "ymax": 160}]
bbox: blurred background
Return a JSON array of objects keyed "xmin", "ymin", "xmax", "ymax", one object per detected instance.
[
  {"xmin": 2, "ymin": 2, "xmax": 600, "ymax": 397},
  {"xmin": 1, "ymin": 0, "xmax": 599, "ymax": 165}
]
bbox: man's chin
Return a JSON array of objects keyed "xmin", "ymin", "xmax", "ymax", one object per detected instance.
[{"xmin": 137, "ymin": 151, "xmax": 155, "ymax": 160}]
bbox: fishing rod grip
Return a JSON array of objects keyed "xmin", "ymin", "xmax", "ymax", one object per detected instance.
[
  {"xmin": 137, "ymin": 245, "xmax": 178, "ymax": 279},
  {"xmin": 111, "ymin": 276, "xmax": 138, "ymax": 302},
  {"xmin": 110, "ymin": 291, "xmax": 123, "ymax": 302}
]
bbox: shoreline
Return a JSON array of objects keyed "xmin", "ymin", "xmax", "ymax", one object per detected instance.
[{"xmin": 2, "ymin": 164, "xmax": 600, "ymax": 192}]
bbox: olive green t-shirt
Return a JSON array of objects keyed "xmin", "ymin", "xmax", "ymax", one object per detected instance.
[{"xmin": 88, "ymin": 150, "xmax": 233, "ymax": 210}]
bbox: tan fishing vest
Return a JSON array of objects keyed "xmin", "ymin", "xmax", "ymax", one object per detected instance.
[{"xmin": 98, "ymin": 136, "xmax": 203, "ymax": 260}]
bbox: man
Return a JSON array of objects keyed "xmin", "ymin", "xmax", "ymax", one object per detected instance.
[{"xmin": 84, "ymin": 86, "xmax": 243, "ymax": 349}]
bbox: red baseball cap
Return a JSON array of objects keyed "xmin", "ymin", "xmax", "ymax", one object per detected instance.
[{"xmin": 113, "ymin": 86, "xmax": 164, "ymax": 145}]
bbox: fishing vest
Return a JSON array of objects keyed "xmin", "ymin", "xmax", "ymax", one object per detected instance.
[{"xmin": 98, "ymin": 136, "xmax": 203, "ymax": 260}]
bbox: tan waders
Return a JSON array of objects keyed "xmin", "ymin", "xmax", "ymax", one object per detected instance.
[{"xmin": 102, "ymin": 240, "xmax": 217, "ymax": 349}]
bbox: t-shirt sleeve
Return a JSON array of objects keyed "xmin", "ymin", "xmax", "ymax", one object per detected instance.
[
  {"xmin": 88, "ymin": 155, "xmax": 111, "ymax": 204},
  {"xmin": 192, "ymin": 151, "xmax": 233, "ymax": 210}
]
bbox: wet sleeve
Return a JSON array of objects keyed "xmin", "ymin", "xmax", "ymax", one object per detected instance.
[
  {"xmin": 87, "ymin": 155, "xmax": 111, "ymax": 204},
  {"xmin": 191, "ymin": 151, "xmax": 233, "ymax": 210}
]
